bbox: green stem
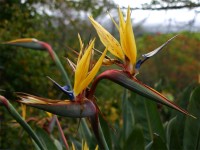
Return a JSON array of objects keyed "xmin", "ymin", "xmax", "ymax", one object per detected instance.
[
  {"xmin": 0, "ymin": 96, "xmax": 45, "ymax": 150},
  {"xmin": 144, "ymin": 101, "xmax": 153, "ymax": 140},
  {"xmin": 90, "ymin": 115, "xmax": 109, "ymax": 150},
  {"xmin": 53, "ymin": 52, "xmax": 72, "ymax": 90},
  {"xmin": 122, "ymin": 88, "xmax": 128, "ymax": 141},
  {"xmin": 39, "ymin": 41, "xmax": 72, "ymax": 90},
  {"xmin": 50, "ymin": 45, "xmax": 96, "ymax": 149},
  {"xmin": 42, "ymin": 42, "xmax": 95, "ymax": 148}
]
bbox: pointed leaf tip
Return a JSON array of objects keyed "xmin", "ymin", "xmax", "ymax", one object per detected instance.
[
  {"xmin": 91, "ymin": 69, "xmax": 194, "ymax": 118},
  {"xmin": 4, "ymin": 38, "xmax": 46, "ymax": 50},
  {"xmin": 189, "ymin": 114, "xmax": 197, "ymax": 119},
  {"xmin": 136, "ymin": 35, "xmax": 178, "ymax": 69},
  {"xmin": 4, "ymin": 38, "xmax": 38, "ymax": 44},
  {"xmin": 17, "ymin": 93, "xmax": 97, "ymax": 118}
]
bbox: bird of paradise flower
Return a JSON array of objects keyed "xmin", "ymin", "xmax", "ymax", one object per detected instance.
[
  {"xmin": 10, "ymin": 36, "xmax": 107, "ymax": 118},
  {"xmin": 88, "ymin": 6, "xmax": 195, "ymax": 118}
]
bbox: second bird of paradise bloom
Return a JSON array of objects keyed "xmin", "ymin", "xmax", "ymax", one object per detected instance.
[
  {"xmin": 89, "ymin": 6, "xmax": 176, "ymax": 76},
  {"xmin": 88, "ymin": 6, "xmax": 195, "ymax": 118}
]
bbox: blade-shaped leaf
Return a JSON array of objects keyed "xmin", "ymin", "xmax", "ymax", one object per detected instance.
[
  {"xmin": 35, "ymin": 127, "xmax": 58, "ymax": 150},
  {"xmin": 90, "ymin": 69, "xmax": 195, "ymax": 118},
  {"xmin": 122, "ymin": 89, "xmax": 135, "ymax": 141},
  {"xmin": 53, "ymin": 139, "xmax": 63, "ymax": 150},
  {"xmin": 99, "ymin": 114, "xmax": 112, "ymax": 150},
  {"xmin": 183, "ymin": 86, "xmax": 200, "ymax": 150},
  {"xmin": 130, "ymin": 93, "xmax": 165, "ymax": 144},
  {"xmin": 79, "ymin": 119, "xmax": 95, "ymax": 148},
  {"xmin": 168, "ymin": 84, "xmax": 195, "ymax": 149},
  {"xmin": 124, "ymin": 125, "xmax": 145, "ymax": 150},
  {"xmin": 165, "ymin": 117, "xmax": 181, "ymax": 150},
  {"xmin": 145, "ymin": 134, "xmax": 168, "ymax": 150}
]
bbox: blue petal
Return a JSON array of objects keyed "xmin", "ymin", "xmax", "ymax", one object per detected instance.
[
  {"xmin": 62, "ymin": 85, "xmax": 70, "ymax": 91},
  {"xmin": 47, "ymin": 76, "xmax": 75, "ymax": 100},
  {"xmin": 135, "ymin": 59, "xmax": 144, "ymax": 70},
  {"xmin": 135, "ymin": 35, "xmax": 178, "ymax": 70}
]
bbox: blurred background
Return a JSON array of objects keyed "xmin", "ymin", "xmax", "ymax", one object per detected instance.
[{"xmin": 0, "ymin": 0, "xmax": 199, "ymax": 149}]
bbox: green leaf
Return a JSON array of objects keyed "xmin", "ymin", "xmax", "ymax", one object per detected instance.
[
  {"xmin": 124, "ymin": 125, "xmax": 145, "ymax": 150},
  {"xmin": 99, "ymin": 115, "xmax": 112, "ymax": 149},
  {"xmin": 110, "ymin": 123, "xmax": 121, "ymax": 150},
  {"xmin": 145, "ymin": 134, "xmax": 167, "ymax": 150},
  {"xmin": 165, "ymin": 117, "xmax": 181, "ymax": 150},
  {"xmin": 176, "ymin": 84, "xmax": 195, "ymax": 111},
  {"xmin": 35, "ymin": 128, "xmax": 58, "ymax": 150},
  {"xmin": 122, "ymin": 89, "xmax": 135, "ymax": 141},
  {"xmin": 4, "ymin": 38, "xmax": 46, "ymax": 50},
  {"xmin": 53, "ymin": 139, "xmax": 63, "ymax": 150},
  {"xmin": 183, "ymin": 86, "xmax": 200, "ymax": 150},
  {"xmin": 79, "ymin": 119, "xmax": 95, "ymax": 148},
  {"xmin": 91, "ymin": 69, "xmax": 194, "ymax": 118},
  {"xmin": 167, "ymin": 84, "xmax": 195, "ymax": 150},
  {"xmin": 0, "ymin": 96, "xmax": 45, "ymax": 150},
  {"xmin": 130, "ymin": 93, "xmax": 165, "ymax": 144}
]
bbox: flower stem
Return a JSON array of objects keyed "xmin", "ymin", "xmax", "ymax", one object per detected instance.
[
  {"xmin": 55, "ymin": 116, "xmax": 69, "ymax": 150},
  {"xmin": 90, "ymin": 114, "xmax": 109, "ymax": 150},
  {"xmin": 0, "ymin": 96, "xmax": 45, "ymax": 150},
  {"xmin": 39, "ymin": 42, "xmax": 72, "ymax": 90}
]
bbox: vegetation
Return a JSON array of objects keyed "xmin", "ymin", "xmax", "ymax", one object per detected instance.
[{"xmin": 0, "ymin": 1, "xmax": 200, "ymax": 150}]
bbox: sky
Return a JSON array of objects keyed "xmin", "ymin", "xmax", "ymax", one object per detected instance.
[{"xmin": 113, "ymin": 0, "xmax": 200, "ymax": 32}]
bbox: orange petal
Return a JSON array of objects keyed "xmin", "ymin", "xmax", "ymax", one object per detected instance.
[
  {"xmin": 74, "ymin": 39, "xmax": 95, "ymax": 95},
  {"xmin": 89, "ymin": 16, "xmax": 124, "ymax": 60}
]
